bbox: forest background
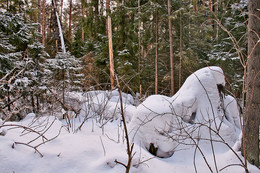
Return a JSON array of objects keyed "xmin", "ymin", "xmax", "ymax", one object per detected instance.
[{"xmin": 0, "ymin": 0, "xmax": 248, "ymax": 132}]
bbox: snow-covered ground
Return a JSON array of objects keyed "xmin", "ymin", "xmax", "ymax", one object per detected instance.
[{"xmin": 0, "ymin": 66, "xmax": 259, "ymax": 173}]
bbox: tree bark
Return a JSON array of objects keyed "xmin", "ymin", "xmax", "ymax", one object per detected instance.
[
  {"xmin": 38, "ymin": 0, "xmax": 41, "ymax": 32},
  {"xmin": 209, "ymin": 0, "xmax": 212, "ymax": 11},
  {"xmin": 82, "ymin": 0, "xmax": 85, "ymax": 42},
  {"xmin": 155, "ymin": 10, "xmax": 159, "ymax": 95},
  {"xmin": 208, "ymin": 0, "xmax": 212, "ymax": 26},
  {"xmin": 42, "ymin": 0, "xmax": 45, "ymax": 46},
  {"xmin": 107, "ymin": 16, "xmax": 115, "ymax": 90},
  {"xmin": 68, "ymin": 0, "xmax": 72, "ymax": 41},
  {"xmin": 138, "ymin": 0, "xmax": 142, "ymax": 98},
  {"xmin": 106, "ymin": 0, "xmax": 110, "ymax": 15},
  {"xmin": 60, "ymin": 0, "xmax": 63, "ymax": 22},
  {"xmin": 179, "ymin": 9, "xmax": 182, "ymax": 89},
  {"xmin": 168, "ymin": 0, "xmax": 175, "ymax": 96},
  {"xmin": 244, "ymin": 0, "xmax": 260, "ymax": 167},
  {"xmin": 31, "ymin": 94, "xmax": 35, "ymax": 113}
]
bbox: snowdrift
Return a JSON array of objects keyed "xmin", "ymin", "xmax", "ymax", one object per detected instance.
[
  {"xmin": 79, "ymin": 90, "xmax": 136, "ymax": 122},
  {"xmin": 129, "ymin": 66, "xmax": 242, "ymax": 157}
]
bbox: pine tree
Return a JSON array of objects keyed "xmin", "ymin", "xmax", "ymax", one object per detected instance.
[{"xmin": 0, "ymin": 11, "xmax": 49, "ymax": 120}]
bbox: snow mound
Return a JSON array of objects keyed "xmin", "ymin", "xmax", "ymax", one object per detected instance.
[
  {"xmin": 80, "ymin": 90, "xmax": 136, "ymax": 122},
  {"xmin": 129, "ymin": 66, "xmax": 242, "ymax": 157}
]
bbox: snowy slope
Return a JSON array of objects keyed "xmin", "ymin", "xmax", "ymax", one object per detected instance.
[{"xmin": 0, "ymin": 66, "xmax": 259, "ymax": 173}]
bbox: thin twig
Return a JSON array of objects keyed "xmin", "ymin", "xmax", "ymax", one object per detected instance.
[
  {"xmin": 13, "ymin": 142, "xmax": 43, "ymax": 157},
  {"xmin": 100, "ymin": 136, "xmax": 106, "ymax": 156}
]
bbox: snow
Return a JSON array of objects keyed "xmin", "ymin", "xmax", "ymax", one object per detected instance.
[
  {"xmin": 80, "ymin": 90, "xmax": 136, "ymax": 122},
  {"xmin": 0, "ymin": 66, "xmax": 259, "ymax": 173},
  {"xmin": 129, "ymin": 66, "xmax": 241, "ymax": 157}
]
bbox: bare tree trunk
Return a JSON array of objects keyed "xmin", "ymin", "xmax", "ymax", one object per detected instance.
[
  {"xmin": 82, "ymin": 0, "xmax": 85, "ymax": 42},
  {"xmin": 179, "ymin": 10, "xmax": 182, "ymax": 89},
  {"xmin": 107, "ymin": 16, "xmax": 115, "ymax": 90},
  {"xmin": 155, "ymin": 10, "xmax": 158, "ymax": 95},
  {"xmin": 36, "ymin": 95, "xmax": 40, "ymax": 112},
  {"xmin": 138, "ymin": 0, "xmax": 142, "ymax": 98},
  {"xmin": 212, "ymin": 0, "xmax": 217, "ymax": 30},
  {"xmin": 60, "ymin": 0, "xmax": 63, "ymax": 22},
  {"xmin": 168, "ymin": 0, "xmax": 175, "ymax": 96},
  {"xmin": 68, "ymin": 0, "xmax": 72, "ymax": 41},
  {"xmin": 31, "ymin": 94, "xmax": 35, "ymax": 113},
  {"xmin": 208, "ymin": 0, "xmax": 212, "ymax": 26},
  {"xmin": 52, "ymin": 0, "xmax": 66, "ymax": 53},
  {"xmin": 106, "ymin": 0, "xmax": 110, "ymax": 15},
  {"xmin": 42, "ymin": 0, "xmax": 45, "ymax": 46},
  {"xmin": 244, "ymin": 0, "xmax": 260, "ymax": 168},
  {"xmin": 106, "ymin": 0, "xmax": 114, "ymax": 89},
  {"xmin": 214, "ymin": 0, "xmax": 219, "ymax": 39},
  {"xmin": 7, "ymin": 90, "xmax": 11, "ymax": 111},
  {"xmin": 38, "ymin": 0, "xmax": 41, "ymax": 32},
  {"xmin": 209, "ymin": 0, "xmax": 212, "ymax": 11}
]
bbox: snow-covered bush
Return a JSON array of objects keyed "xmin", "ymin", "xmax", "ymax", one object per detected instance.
[
  {"xmin": 80, "ymin": 90, "xmax": 136, "ymax": 123},
  {"xmin": 129, "ymin": 66, "xmax": 242, "ymax": 157}
]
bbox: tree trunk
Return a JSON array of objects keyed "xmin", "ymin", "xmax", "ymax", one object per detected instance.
[
  {"xmin": 36, "ymin": 95, "xmax": 40, "ymax": 112},
  {"xmin": 60, "ymin": 0, "xmax": 63, "ymax": 22},
  {"xmin": 213, "ymin": 0, "xmax": 219, "ymax": 38},
  {"xmin": 7, "ymin": 90, "xmax": 11, "ymax": 111},
  {"xmin": 52, "ymin": 0, "xmax": 66, "ymax": 53},
  {"xmin": 179, "ymin": 9, "xmax": 182, "ymax": 89},
  {"xmin": 155, "ymin": 10, "xmax": 158, "ymax": 95},
  {"xmin": 106, "ymin": 0, "xmax": 114, "ymax": 90},
  {"xmin": 209, "ymin": 0, "xmax": 212, "ymax": 11},
  {"xmin": 107, "ymin": 16, "xmax": 115, "ymax": 90},
  {"xmin": 212, "ymin": 0, "xmax": 217, "ymax": 30},
  {"xmin": 244, "ymin": 0, "xmax": 260, "ymax": 167},
  {"xmin": 42, "ymin": 0, "xmax": 45, "ymax": 46},
  {"xmin": 31, "ymin": 94, "xmax": 35, "ymax": 113},
  {"xmin": 106, "ymin": 0, "xmax": 110, "ymax": 15},
  {"xmin": 38, "ymin": 0, "xmax": 41, "ymax": 32},
  {"xmin": 82, "ymin": 0, "xmax": 85, "ymax": 42},
  {"xmin": 208, "ymin": 0, "xmax": 212, "ymax": 26},
  {"xmin": 168, "ymin": 0, "xmax": 175, "ymax": 96},
  {"xmin": 68, "ymin": 0, "xmax": 72, "ymax": 41},
  {"xmin": 138, "ymin": 0, "xmax": 142, "ymax": 98}
]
